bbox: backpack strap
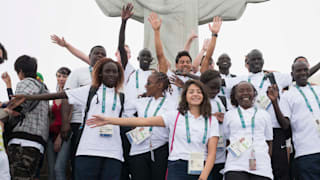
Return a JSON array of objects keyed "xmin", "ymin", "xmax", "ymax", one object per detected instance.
[
  {"xmin": 119, "ymin": 92, "xmax": 125, "ymax": 117},
  {"xmin": 74, "ymin": 86, "xmax": 98, "ymax": 153},
  {"xmin": 218, "ymin": 95, "xmax": 228, "ymax": 111}
]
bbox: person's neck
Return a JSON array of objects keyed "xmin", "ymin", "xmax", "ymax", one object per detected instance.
[
  {"xmin": 153, "ymin": 93, "xmax": 164, "ymax": 100},
  {"xmin": 297, "ymin": 82, "xmax": 308, "ymax": 87},
  {"xmin": 189, "ymin": 105, "xmax": 201, "ymax": 118},
  {"xmin": 240, "ymin": 104, "xmax": 252, "ymax": 110},
  {"xmin": 219, "ymin": 68, "xmax": 229, "ymax": 75},
  {"xmin": 250, "ymin": 70, "xmax": 262, "ymax": 74}
]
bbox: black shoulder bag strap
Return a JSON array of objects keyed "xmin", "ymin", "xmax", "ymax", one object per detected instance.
[
  {"xmin": 73, "ymin": 86, "xmax": 98, "ymax": 153},
  {"xmin": 218, "ymin": 95, "xmax": 228, "ymax": 111}
]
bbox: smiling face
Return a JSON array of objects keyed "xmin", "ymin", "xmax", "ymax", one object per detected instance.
[
  {"xmin": 176, "ymin": 55, "xmax": 192, "ymax": 73},
  {"xmin": 101, "ymin": 62, "xmax": 119, "ymax": 88},
  {"xmin": 235, "ymin": 82, "xmax": 256, "ymax": 109},
  {"xmin": 247, "ymin": 50, "xmax": 264, "ymax": 73},
  {"xmin": 217, "ymin": 54, "xmax": 231, "ymax": 71},
  {"xmin": 292, "ymin": 61, "xmax": 309, "ymax": 87},
  {"xmin": 138, "ymin": 49, "xmax": 153, "ymax": 71},
  {"xmin": 186, "ymin": 83, "xmax": 204, "ymax": 107}
]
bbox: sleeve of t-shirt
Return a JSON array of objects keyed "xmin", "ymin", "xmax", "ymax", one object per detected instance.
[
  {"xmin": 223, "ymin": 111, "xmax": 232, "ymax": 140},
  {"xmin": 209, "ymin": 116, "xmax": 220, "ymax": 138},
  {"xmin": 122, "ymin": 97, "xmax": 138, "ymax": 118},
  {"xmin": 161, "ymin": 110, "xmax": 179, "ymax": 129},
  {"xmin": 263, "ymin": 110, "xmax": 273, "ymax": 141},
  {"xmin": 65, "ymin": 85, "xmax": 90, "ymax": 109},
  {"xmin": 279, "ymin": 92, "xmax": 292, "ymax": 119},
  {"xmin": 64, "ymin": 70, "xmax": 79, "ymax": 90},
  {"xmin": 274, "ymin": 72, "xmax": 292, "ymax": 89}
]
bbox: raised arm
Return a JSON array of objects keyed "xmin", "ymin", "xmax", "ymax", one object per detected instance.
[
  {"xmin": 51, "ymin": 35, "xmax": 90, "ymax": 64},
  {"xmin": 309, "ymin": 62, "xmax": 320, "ymax": 77},
  {"xmin": 193, "ymin": 39, "xmax": 210, "ymax": 71},
  {"xmin": 87, "ymin": 114, "xmax": 165, "ymax": 128},
  {"xmin": 267, "ymin": 84, "xmax": 290, "ymax": 130},
  {"xmin": 200, "ymin": 17, "xmax": 222, "ymax": 73},
  {"xmin": 1, "ymin": 72, "xmax": 13, "ymax": 100},
  {"xmin": 184, "ymin": 30, "xmax": 198, "ymax": 52},
  {"xmin": 148, "ymin": 12, "xmax": 168, "ymax": 73},
  {"xmin": 118, "ymin": 3, "xmax": 133, "ymax": 69}
]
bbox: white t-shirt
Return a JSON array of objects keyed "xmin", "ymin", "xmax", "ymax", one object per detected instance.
[
  {"xmin": 66, "ymin": 85, "xmax": 124, "ymax": 161},
  {"xmin": 219, "ymin": 74, "xmax": 236, "ymax": 98},
  {"xmin": 223, "ymin": 106, "xmax": 273, "ymax": 179},
  {"xmin": 279, "ymin": 85, "xmax": 320, "ymax": 158},
  {"xmin": 162, "ymin": 110, "xmax": 219, "ymax": 161},
  {"xmin": 210, "ymin": 96, "xmax": 228, "ymax": 164},
  {"xmin": 64, "ymin": 67, "xmax": 92, "ymax": 124},
  {"xmin": 123, "ymin": 96, "xmax": 175, "ymax": 156},
  {"xmin": 124, "ymin": 63, "xmax": 136, "ymax": 85},
  {"xmin": 225, "ymin": 72, "xmax": 292, "ymax": 128},
  {"xmin": 124, "ymin": 69, "xmax": 152, "ymax": 101}
]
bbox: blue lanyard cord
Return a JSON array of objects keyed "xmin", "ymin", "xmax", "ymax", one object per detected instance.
[
  {"xmin": 248, "ymin": 75, "xmax": 266, "ymax": 89},
  {"xmin": 220, "ymin": 87, "xmax": 225, "ymax": 95},
  {"xmin": 102, "ymin": 85, "xmax": 117, "ymax": 113},
  {"xmin": 216, "ymin": 101, "xmax": 222, "ymax": 113},
  {"xmin": 136, "ymin": 70, "xmax": 139, "ymax": 89},
  {"xmin": 185, "ymin": 112, "xmax": 208, "ymax": 144},
  {"xmin": 237, "ymin": 107, "xmax": 258, "ymax": 141},
  {"xmin": 296, "ymin": 83, "xmax": 320, "ymax": 113},
  {"xmin": 144, "ymin": 97, "xmax": 166, "ymax": 132}
]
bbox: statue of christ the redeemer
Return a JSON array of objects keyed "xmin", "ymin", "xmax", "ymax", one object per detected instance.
[{"xmin": 95, "ymin": 0, "xmax": 269, "ymax": 68}]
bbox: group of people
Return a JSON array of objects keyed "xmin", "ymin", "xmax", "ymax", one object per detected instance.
[{"xmin": 1, "ymin": 3, "xmax": 320, "ymax": 180}]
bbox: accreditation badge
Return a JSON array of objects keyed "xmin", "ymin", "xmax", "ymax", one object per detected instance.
[
  {"xmin": 217, "ymin": 136, "xmax": 225, "ymax": 149},
  {"xmin": 126, "ymin": 127, "xmax": 151, "ymax": 145},
  {"xmin": 99, "ymin": 125, "xmax": 113, "ymax": 137},
  {"xmin": 227, "ymin": 137, "xmax": 252, "ymax": 157},
  {"xmin": 256, "ymin": 93, "xmax": 271, "ymax": 110},
  {"xmin": 188, "ymin": 152, "xmax": 204, "ymax": 175}
]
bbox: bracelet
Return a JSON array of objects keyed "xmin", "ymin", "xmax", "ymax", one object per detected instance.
[{"xmin": 212, "ymin": 33, "xmax": 218, "ymax": 37}]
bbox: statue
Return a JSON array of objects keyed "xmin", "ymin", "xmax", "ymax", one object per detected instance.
[{"xmin": 95, "ymin": 0, "xmax": 269, "ymax": 68}]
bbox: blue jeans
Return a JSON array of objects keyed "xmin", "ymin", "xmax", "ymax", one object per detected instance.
[
  {"xmin": 295, "ymin": 153, "xmax": 320, "ymax": 180},
  {"xmin": 167, "ymin": 160, "xmax": 213, "ymax": 180},
  {"xmin": 75, "ymin": 156, "xmax": 122, "ymax": 180},
  {"xmin": 47, "ymin": 135, "xmax": 71, "ymax": 180}
]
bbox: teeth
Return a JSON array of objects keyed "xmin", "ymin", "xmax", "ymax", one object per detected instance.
[{"xmin": 243, "ymin": 97, "xmax": 250, "ymax": 100}]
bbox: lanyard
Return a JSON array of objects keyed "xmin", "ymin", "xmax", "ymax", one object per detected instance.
[
  {"xmin": 248, "ymin": 75, "xmax": 266, "ymax": 90},
  {"xmin": 101, "ymin": 85, "xmax": 117, "ymax": 113},
  {"xmin": 144, "ymin": 97, "xmax": 166, "ymax": 132},
  {"xmin": 296, "ymin": 83, "xmax": 320, "ymax": 113},
  {"xmin": 237, "ymin": 107, "xmax": 257, "ymax": 141},
  {"xmin": 216, "ymin": 100, "xmax": 222, "ymax": 113},
  {"xmin": 220, "ymin": 87, "xmax": 225, "ymax": 95},
  {"xmin": 185, "ymin": 112, "xmax": 208, "ymax": 144},
  {"xmin": 136, "ymin": 70, "xmax": 139, "ymax": 89}
]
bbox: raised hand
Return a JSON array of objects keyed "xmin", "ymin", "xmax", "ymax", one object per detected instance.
[
  {"xmin": 121, "ymin": 3, "xmax": 134, "ymax": 21},
  {"xmin": 189, "ymin": 30, "xmax": 198, "ymax": 41},
  {"xmin": 86, "ymin": 114, "xmax": 110, "ymax": 128},
  {"xmin": 169, "ymin": 75, "xmax": 185, "ymax": 88},
  {"xmin": 51, "ymin": 34, "xmax": 67, "ymax": 47},
  {"xmin": 267, "ymin": 84, "xmax": 279, "ymax": 102},
  {"xmin": 1, "ymin": 72, "xmax": 11, "ymax": 87},
  {"xmin": 208, "ymin": 16, "xmax": 222, "ymax": 34},
  {"xmin": 148, "ymin": 12, "xmax": 162, "ymax": 31}
]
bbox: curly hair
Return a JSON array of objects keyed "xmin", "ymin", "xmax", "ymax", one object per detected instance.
[
  {"xmin": 230, "ymin": 81, "xmax": 257, "ymax": 107},
  {"xmin": 139, "ymin": 71, "xmax": 172, "ymax": 98},
  {"xmin": 177, "ymin": 80, "xmax": 211, "ymax": 118},
  {"xmin": 91, "ymin": 58, "xmax": 124, "ymax": 93}
]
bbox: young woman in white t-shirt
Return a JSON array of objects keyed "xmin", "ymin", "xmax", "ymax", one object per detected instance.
[
  {"xmin": 11, "ymin": 58, "xmax": 125, "ymax": 180},
  {"xmin": 223, "ymin": 81, "xmax": 273, "ymax": 180},
  {"xmin": 87, "ymin": 80, "xmax": 219, "ymax": 180},
  {"xmin": 123, "ymin": 71, "xmax": 173, "ymax": 180}
]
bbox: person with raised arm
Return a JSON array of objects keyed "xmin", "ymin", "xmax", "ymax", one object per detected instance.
[
  {"xmin": 267, "ymin": 61, "xmax": 320, "ymax": 179},
  {"xmin": 87, "ymin": 80, "xmax": 219, "ymax": 180}
]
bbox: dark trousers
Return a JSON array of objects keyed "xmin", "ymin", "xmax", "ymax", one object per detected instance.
[
  {"xmin": 7, "ymin": 144, "xmax": 41, "ymax": 180},
  {"xmin": 70, "ymin": 123, "xmax": 81, "ymax": 180},
  {"xmin": 271, "ymin": 128, "xmax": 290, "ymax": 180},
  {"xmin": 295, "ymin": 153, "xmax": 320, "ymax": 180},
  {"xmin": 210, "ymin": 163, "xmax": 224, "ymax": 180},
  {"xmin": 128, "ymin": 143, "xmax": 168, "ymax": 180},
  {"xmin": 225, "ymin": 171, "xmax": 271, "ymax": 180},
  {"xmin": 75, "ymin": 156, "xmax": 122, "ymax": 180},
  {"xmin": 167, "ymin": 160, "xmax": 213, "ymax": 180}
]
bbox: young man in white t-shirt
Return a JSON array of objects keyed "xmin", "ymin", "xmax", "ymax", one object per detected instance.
[{"xmin": 267, "ymin": 61, "xmax": 320, "ymax": 179}]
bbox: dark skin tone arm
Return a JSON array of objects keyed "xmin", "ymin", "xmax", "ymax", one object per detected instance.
[
  {"xmin": 118, "ymin": 3, "xmax": 133, "ymax": 70},
  {"xmin": 309, "ymin": 62, "xmax": 320, "ymax": 77},
  {"xmin": 60, "ymin": 99, "xmax": 73, "ymax": 140},
  {"xmin": 267, "ymin": 84, "xmax": 291, "ymax": 130}
]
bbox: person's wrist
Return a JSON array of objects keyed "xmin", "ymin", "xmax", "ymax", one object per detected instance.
[{"xmin": 212, "ymin": 32, "xmax": 218, "ymax": 37}]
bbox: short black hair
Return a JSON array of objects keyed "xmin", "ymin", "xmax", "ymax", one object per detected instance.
[
  {"xmin": 0, "ymin": 42, "xmax": 8, "ymax": 64},
  {"xmin": 89, "ymin": 45, "xmax": 106, "ymax": 55},
  {"xmin": 175, "ymin": 50, "xmax": 192, "ymax": 64},
  {"xmin": 230, "ymin": 81, "xmax": 257, "ymax": 107},
  {"xmin": 200, "ymin": 70, "xmax": 221, "ymax": 84},
  {"xmin": 293, "ymin": 56, "xmax": 308, "ymax": 63},
  {"xmin": 14, "ymin": 55, "xmax": 38, "ymax": 78},
  {"xmin": 57, "ymin": 67, "xmax": 71, "ymax": 76}
]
